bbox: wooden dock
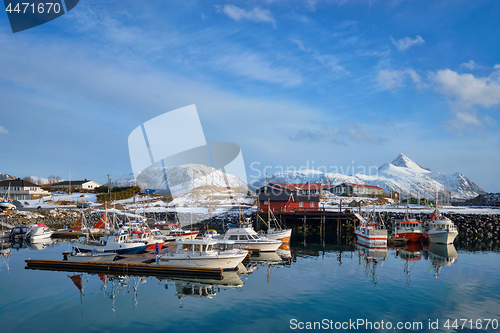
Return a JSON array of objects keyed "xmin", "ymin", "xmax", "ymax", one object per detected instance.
[{"xmin": 25, "ymin": 253, "xmax": 224, "ymax": 279}]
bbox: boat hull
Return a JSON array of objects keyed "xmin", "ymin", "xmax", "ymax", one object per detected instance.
[
  {"xmin": 355, "ymin": 230, "xmax": 387, "ymax": 248},
  {"xmin": 395, "ymin": 232, "xmax": 423, "ymax": 242},
  {"xmin": 233, "ymin": 241, "xmax": 282, "ymax": 252},
  {"xmin": 156, "ymin": 253, "xmax": 247, "ymax": 270},
  {"xmin": 265, "ymin": 229, "xmax": 292, "ymax": 242},
  {"xmin": 75, "ymin": 244, "xmax": 147, "ymax": 255},
  {"xmin": 427, "ymin": 230, "xmax": 458, "ymax": 244},
  {"xmin": 64, "ymin": 252, "xmax": 117, "ymax": 262}
]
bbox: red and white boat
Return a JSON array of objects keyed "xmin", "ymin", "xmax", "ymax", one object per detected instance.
[
  {"xmin": 355, "ymin": 220, "xmax": 387, "ymax": 249},
  {"xmin": 153, "ymin": 222, "xmax": 199, "ymax": 240},
  {"xmin": 392, "ymin": 220, "xmax": 423, "ymax": 242},
  {"xmin": 129, "ymin": 229, "xmax": 164, "ymax": 251}
]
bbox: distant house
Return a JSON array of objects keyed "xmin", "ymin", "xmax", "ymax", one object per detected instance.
[
  {"xmin": 51, "ymin": 179, "xmax": 100, "ymax": 191},
  {"xmin": 257, "ymin": 186, "xmax": 321, "ymax": 212},
  {"xmin": 330, "ymin": 182, "xmax": 385, "ymax": 197},
  {"xmin": 0, "ymin": 179, "xmax": 50, "ymax": 200},
  {"xmin": 257, "ymin": 182, "xmax": 324, "ymax": 196}
]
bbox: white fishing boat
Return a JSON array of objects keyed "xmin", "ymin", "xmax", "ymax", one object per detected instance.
[
  {"xmin": 26, "ymin": 223, "xmax": 53, "ymax": 241},
  {"xmin": 62, "ymin": 249, "xmax": 117, "ymax": 262},
  {"xmin": 9, "ymin": 226, "xmax": 30, "ymax": 241},
  {"xmin": 74, "ymin": 232, "xmax": 147, "ymax": 255},
  {"xmin": 155, "ymin": 238, "xmax": 247, "ymax": 269},
  {"xmin": 425, "ymin": 216, "xmax": 458, "ymax": 244}
]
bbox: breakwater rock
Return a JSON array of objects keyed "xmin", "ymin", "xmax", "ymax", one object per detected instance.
[{"xmin": 382, "ymin": 212, "xmax": 500, "ymax": 238}]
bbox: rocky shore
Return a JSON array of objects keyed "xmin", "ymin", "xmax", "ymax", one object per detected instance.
[{"xmin": 2, "ymin": 209, "xmax": 499, "ymax": 239}]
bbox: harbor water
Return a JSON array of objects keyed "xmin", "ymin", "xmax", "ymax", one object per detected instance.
[{"xmin": 1, "ymin": 237, "xmax": 499, "ymax": 332}]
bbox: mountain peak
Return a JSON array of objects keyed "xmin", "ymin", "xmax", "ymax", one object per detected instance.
[{"xmin": 391, "ymin": 154, "xmax": 431, "ymax": 173}]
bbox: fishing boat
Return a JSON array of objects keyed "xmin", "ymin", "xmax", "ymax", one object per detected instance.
[
  {"xmin": 424, "ymin": 213, "xmax": 458, "ymax": 244},
  {"xmin": 355, "ymin": 218, "xmax": 387, "ymax": 248},
  {"xmin": 26, "ymin": 223, "xmax": 53, "ymax": 241},
  {"xmin": 393, "ymin": 220, "xmax": 424, "ymax": 242},
  {"xmin": 222, "ymin": 223, "xmax": 283, "ymax": 252},
  {"xmin": 155, "ymin": 238, "xmax": 247, "ymax": 269},
  {"xmin": 62, "ymin": 249, "xmax": 117, "ymax": 262},
  {"xmin": 74, "ymin": 232, "xmax": 147, "ymax": 255},
  {"xmin": 153, "ymin": 222, "xmax": 199, "ymax": 240},
  {"xmin": 257, "ymin": 209, "xmax": 292, "ymax": 242}
]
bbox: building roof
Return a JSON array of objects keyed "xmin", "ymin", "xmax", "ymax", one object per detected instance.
[
  {"xmin": 270, "ymin": 182, "xmax": 324, "ymax": 191},
  {"xmin": 341, "ymin": 182, "xmax": 384, "ymax": 190},
  {"xmin": 0, "ymin": 179, "xmax": 40, "ymax": 188},
  {"xmin": 52, "ymin": 179, "xmax": 99, "ymax": 186}
]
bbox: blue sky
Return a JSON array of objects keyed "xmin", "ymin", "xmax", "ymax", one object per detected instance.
[{"xmin": 1, "ymin": 0, "xmax": 499, "ymax": 191}]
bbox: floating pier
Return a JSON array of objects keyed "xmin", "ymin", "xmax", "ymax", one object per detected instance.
[{"xmin": 25, "ymin": 254, "xmax": 224, "ymax": 279}]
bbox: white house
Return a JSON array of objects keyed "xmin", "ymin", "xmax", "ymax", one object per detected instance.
[
  {"xmin": 51, "ymin": 179, "xmax": 100, "ymax": 191},
  {"xmin": 0, "ymin": 179, "xmax": 51, "ymax": 200}
]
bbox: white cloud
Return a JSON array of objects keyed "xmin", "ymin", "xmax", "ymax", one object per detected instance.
[
  {"xmin": 376, "ymin": 68, "xmax": 423, "ymax": 90},
  {"xmin": 0, "ymin": 126, "xmax": 8, "ymax": 134},
  {"xmin": 217, "ymin": 5, "xmax": 276, "ymax": 27},
  {"xmin": 391, "ymin": 35, "xmax": 425, "ymax": 51},
  {"xmin": 460, "ymin": 60, "xmax": 482, "ymax": 70},
  {"xmin": 215, "ymin": 52, "xmax": 303, "ymax": 87},
  {"xmin": 291, "ymin": 39, "xmax": 347, "ymax": 73},
  {"xmin": 432, "ymin": 69, "xmax": 500, "ymax": 108},
  {"xmin": 432, "ymin": 68, "xmax": 500, "ymax": 131}
]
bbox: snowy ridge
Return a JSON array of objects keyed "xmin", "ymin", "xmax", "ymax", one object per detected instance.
[
  {"xmin": 135, "ymin": 164, "xmax": 248, "ymax": 195},
  {"xmin": 0, "ymin": 173, "xmax": 16, "ymax": 181},
  {"xmin": 252, "ymin": 154, "xmax": 486, "ymax": 200}
]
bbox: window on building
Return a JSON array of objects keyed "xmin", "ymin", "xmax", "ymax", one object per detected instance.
[
  {"xmin": 264, "ymin": 200, "xmax": 268, "ymax": 205},
  {"xmin": 311, "ymin": 202, "xmax": 315, "ymax": 207},
  {"xmin": 299, "ymin": 202, "xmax": 304, "ymax": 207}
]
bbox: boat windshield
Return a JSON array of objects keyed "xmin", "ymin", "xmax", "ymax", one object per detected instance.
[
  {"xmin": 182, "ymin": 244, "xmax": 193, "ymax": 251},
  {"xmin": 216, "ymin": 243, "xmax": 234, "ymax": 251}
]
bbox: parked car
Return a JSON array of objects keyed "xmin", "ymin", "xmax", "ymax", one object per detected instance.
[{"xmin": 76, "ymin": 202, "xmax": 90, "ymax": 208}]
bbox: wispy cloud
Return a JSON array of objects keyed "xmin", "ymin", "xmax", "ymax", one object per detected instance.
[
  {"xmin": 460, "ymin": 60, "xmax": 482, "ymax": 70},
  {"xmin": 376, "ymin": 68, "xmax": 423, "ymax": 89},
  {"xmin": 291, "ymin": 39, "xmax": 348, "ymax": 74},
  {"xmin": 214, "ymin": 52, "xmax": 303, "ymax": 87},
  {"xmin": 391, "ymin": 35, "xmax": 425, "ymax": 51},
  {"xmin": 432, "ymin": 68, "xmax": 500, "ymax": 131},
  {"xmin": 289, "ymin": 122, "xmax": 387, "ymax": 145},
  {"xmin": 216, "ymin": 5, "xmax": 276, "ymax": 27},
  {"xmin": 0, "ymin": 126, "xmax": 8, "ymax": 135}
]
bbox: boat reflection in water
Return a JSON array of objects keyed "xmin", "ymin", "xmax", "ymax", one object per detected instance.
[
  {"xmin": 424, "ymin": 242, "xmax": 458, "ymax": 279},
  {"xmin": 356, "ymin": 242, "xmax": 387, "ymax": 285},
  {"xmin": 240, "ymin": 243, "xmax": 292, "ymax": 280},
  {"xmin": 158, "ymin": 271, "xmax": 244, "ymax": 307},
  {"xmin": 395, "ymin": 242, "xmax": 423, "ymax": 285},
  {"xmin": 0, "ymin": 242, "xmax": 11, "ymax": 272},
  {"xmin": 68, "ymin": 272, "xmax": 148, "ymax": 311}
]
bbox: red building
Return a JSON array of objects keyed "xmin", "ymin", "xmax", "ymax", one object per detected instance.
[{"xmin": 257, "ymin": 186, "xmax": 320, "ymax": 212}]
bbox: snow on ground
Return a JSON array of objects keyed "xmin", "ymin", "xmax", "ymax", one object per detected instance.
[{"xmin": 22, "ymin": 193, "xmax": 98, "ymax": 208}]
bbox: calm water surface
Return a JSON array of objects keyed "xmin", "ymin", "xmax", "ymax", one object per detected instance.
[{"xmin": 1, "ymin": 237, "xmax": 499, "ymax": 333}]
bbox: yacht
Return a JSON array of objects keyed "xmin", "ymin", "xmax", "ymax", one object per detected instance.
[
  {"xmin": 63, "ymin": 249, "xmax": 117, "ymax": 262},
  {"xmin": 26, "ymin": 224, "xmax": 53, "ymax": 241},
  {"xmin": 222, "ymin": 225, "xmax": 283, "ymax": 252},
  {"xmin": 155, "ymin": 238, "xmax": 247, "ymax": 269}
]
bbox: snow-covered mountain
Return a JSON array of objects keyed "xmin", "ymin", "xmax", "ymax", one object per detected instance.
[
  {"xmin": 250, "ymin": 170, "xmax": 361, "ymax": 190},
  {"xmin": 123, "ymin": 164, "xmax": 248, "ymax": 195},
  {"xmin": 0, "ymin": 173, "xmax": 16, "ymax": 181},
  {"xmin": 252, "ymin": 154, "xmax": 486, "ymax": 200}
]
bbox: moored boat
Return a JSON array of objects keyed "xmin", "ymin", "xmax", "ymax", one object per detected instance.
[
  {"xmin": 62, "ymin": 250, "xmax": 117, "ymax": 262},
  {"xmin": 424, "ymin": 209, "xmax": 458, "ymax": 244},
  {"xmin": 74, "ymin": 232, "xmax": 147, "ymax": 255},
  {"xmin": 26, "ymin": 224, "xmax": 53, "ymax": 241},
  {"xmin": 155, "ymin": 238, "xmax": 247, "ymax": 269},
  {"xmin": 393, "ymin": 220, "xmax": 423, "ymax": 242},
  {"xmin": 355, "ymin": 221, "xmax": 387, "ymax": 248},
  {"xmin": 153, "ymin": 222, "xmax": 199, "ymax": 240},
  {"xmin": 222, "ymin": 225, "xmax": 283, "ymax": 252}
]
